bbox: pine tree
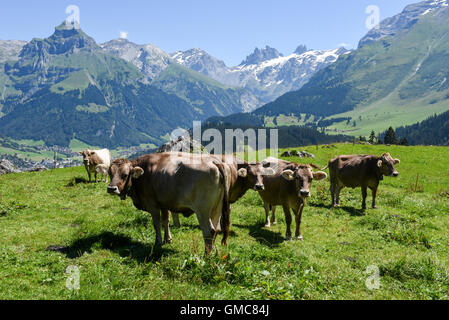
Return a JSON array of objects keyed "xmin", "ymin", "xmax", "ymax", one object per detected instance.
[
  {"xmin": 384, "ymin": 127, "xmax": 398, "ymax": 145},
  {"xmin": 368, "ymin": 130, "xmax": 376, "ymax": 144},
  {"xmin": 399, "ymin": 137, "xmax": 409, "ymax": 146}
]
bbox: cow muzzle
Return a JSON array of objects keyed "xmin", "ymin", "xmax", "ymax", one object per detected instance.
[
  {"xmin": 107, "ymin": 185, "xmax": 120, "ymax": 195},
  {"xmin": 299, "ymin": 190, "xmax": 310, "ymax": 198},
  {"xmin": 254, "ymin": 184, "xmax": 265, "ymax": 191},
  {"xmin": 392, "ymin": 171, "xmax": 399, "ymax": 177}
]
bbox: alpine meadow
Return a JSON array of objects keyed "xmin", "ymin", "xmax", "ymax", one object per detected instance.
[{"xmin": 1, "ymin": 0, "xmax": 449, "ymax": 304}]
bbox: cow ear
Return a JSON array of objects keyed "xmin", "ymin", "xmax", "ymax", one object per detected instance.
[
  {"xmin": 263, "ymin": 167, "xmax": 275, "ymax": 176},
  {"xmin": 90, "ymin": 151, "xmax": 96, "ymax": 155},
  {"xmin": 238, "ymin": 168, "xmax": 248, "ymax": 178},
  {"xmin": 313, "ymin": 171, "xmax": 327, "ymax": 181},
  {"xmin": 281, "ymin": 170, "xmax": 295, "ymax": 181},
  {"xmin": 131, "ymin": 167, "xmax": 144, "ymax": 179},
  {"xmin": 377, "ymin": 160, "xmax": 383, "ymax": 168},
  {"xmin": 78, "ymin": 151, "xmax": 83, "ymax": 155},
  {"xmin": 394, "ymin": 158, "xmax": 400, "ymax": 164}
]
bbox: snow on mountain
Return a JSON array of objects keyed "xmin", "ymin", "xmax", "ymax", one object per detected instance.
[
  {"xmin": 101, "ymin": 38, "xmax": 172, "ymax": 79},
  {"xmin": 172, "ymin": 45, "xmax": 350, "ymax": 104},
  {"xmin": 359, "ymin": 0, "xmax": 449, "ymax": 48}
]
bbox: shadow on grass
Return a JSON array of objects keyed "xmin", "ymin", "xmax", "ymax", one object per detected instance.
[
  {"xmin": 233, "ymin": 222, "xmax": 285, "ymax": 248},
  {"xmin": 50, "ymin": 231, "xmax": 176, "ymax": 263},
  {"xmin": 309, "ymin": 202, "xmax": 366, "ymax": 217},
  {"xmin": 65, "ymin": 176, "xmax": 89, "ymax": 187}
]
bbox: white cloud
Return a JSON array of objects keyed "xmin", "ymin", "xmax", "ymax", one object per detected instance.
[{"xmin": 120, "ymin": 31, "xmax": 128, "ymax": 39}]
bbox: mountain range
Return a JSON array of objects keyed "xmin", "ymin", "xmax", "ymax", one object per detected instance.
[
  {"xmin": 0, "ymin": 21, "xmax": 347, "ymax": 148},
  {"xmin": 172, "ymin": 45, "xmax": 350, "ymax": 104},
  {"xmin": 211, "ymin": 0, "xmax": 449, "ymax": 139}
]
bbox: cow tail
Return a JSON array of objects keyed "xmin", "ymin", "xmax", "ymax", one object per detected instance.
[
  {"xmin": 321, "ymin": 164, "xmax": 329, "ymax": 171},
  {"xmin": 215, "ymin": 162, "xmax": 230, "ymax": 246}
]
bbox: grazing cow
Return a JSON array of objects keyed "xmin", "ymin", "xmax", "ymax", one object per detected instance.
[
  {"xmin": 259, "ymin": 157, "xmax": 327, "ymax": 240},
  {"xmin": 325, "ymin": 153, "xmax": 400, "ymax": 210},
  {"xmin": 107, "ymin": 152, "xmax": 234, "ymax": 254},
  {"xmin": 171, "ymin": 155, "xmax": 274, "ymax": 228},
  {"xmin": 95, "ymin": 164, "xmax": 109, "ymax": 183},
  {"xmin": 79, "ymin": 149, "xmax": 111, "ymax": 183}
]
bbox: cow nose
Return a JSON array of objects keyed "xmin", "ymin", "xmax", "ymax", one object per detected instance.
[
  {"xmin": 255, "ymin": 184, "xmax": 265, "ymax": 191},
  {"xmin": 300, "ymin": 190, "xmax": 310, "ymax": 197},
  {"xmin": 392, "ymin": 172, "xmax": 399, "ymax": 177},
  {"xmin": 107, "ymin": 185, "xmax": 120, "ymax": 195}
]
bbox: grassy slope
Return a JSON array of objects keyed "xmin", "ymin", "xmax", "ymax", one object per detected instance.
[{"xmin": 0, "ymin": 144, "xmax": 448, "ymax": 300}]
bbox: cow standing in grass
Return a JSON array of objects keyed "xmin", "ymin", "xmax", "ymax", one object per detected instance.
[
  {"xmin": 324, "ymin": 153, "xmax": 400, "ymax": 210},
  {"xmin": 171, "ymin": 155, "xmax": 274, "ymax": 228},
  {"xmin": 258, "ymin": 157, "xmax": 328, "ymax": 240},
  {"xmin": 79, "ymin": 149, "xmax": 111, "ymax": 183},
  {"xmin": 107, "ymin": 153, "xmax": 235, "ymax": 254}
]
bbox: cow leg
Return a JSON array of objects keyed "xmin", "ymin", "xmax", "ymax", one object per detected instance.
[
  {"xmin": 161, "ymin": 209, "xmax": 172, "ymax": 244},
  {"xmin": 271, "ymin": 206, "xmax": 277, "ymax": 225},
  {"xmin": 294, "ymin": 203, "xmax": 305, "ymax": 240},
  {"xmin": 330, "ymin": 183, "xmax": 336, "ymax": 207},
  {"xmin": 361, "ymin": 186, "xmax": 368, "ymax": 210},
  {"xmin": 149, "ymin": 209, "xmax": 163, "ymax": 246},
  {"xmin": 172, "ymin": 212, "xmax": 181, "ymax": 228},
  {"xmin": 335, "ymin": 185, "xmax": 342, "ymax": 207},
  {"xmin": 263, "ymin": 202, "xmax": 271, "ymax": 228},
  {"xmin": 87, "ymin": 171, "xmax": 91, "ymax": 183},
  {"xmin": 95, "ymin": 171, "xmax": 98, "ymax": 183},
  {"xmin": 371, "ymin": 186, "xmax": 378, "ymax": 209},
  {"xmin": 196, "ymin": 212, "xmax": 217, "ymax": 255},
  {"xmin": 283, "ymin": 205, "xmax": 293, "ymax": 241}
]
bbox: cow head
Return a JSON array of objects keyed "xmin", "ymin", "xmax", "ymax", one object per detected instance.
[
  {"xmin": 79, "ymin": 149, "xmax": 97, "ymax": 167},
  {"xmin": 377, "ymin": 153, "xmax": 400, "ymax": 177},
  {"xmin": 237, "ymin": 162, "xmax": 275, "ymax": 191},
  {"xmin": 107, "ymin": 159, "xmax": 144, "ymax": 200},
  {"xmin": 281, "ymin": 164, "xmax": 327, "ymax": 198}
]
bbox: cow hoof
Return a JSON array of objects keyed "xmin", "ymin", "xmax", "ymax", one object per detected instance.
[
  {"xmin": 164, "ymin": 239, "xmax": 173, "ymax": 244},
  {"xmin": 372, "ymin": 206, "xmax": 378, "ymax": 209},
  {"xmin": 285, "ymin": 236, "xmax": 293, "ymax": 241},
  {"xmin": 264, "ymin": 223, "xmax": 271, "ymax": 228},
  {"xmin": 271, "ymin": 221, "xmax": 277, "ymax": 225},
  {"xmin": 296, "ymin": 236, "xmax": 304, "ymax": 241}
]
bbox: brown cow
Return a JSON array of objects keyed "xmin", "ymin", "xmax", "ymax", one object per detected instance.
[
  {"xmin": 107, "ymin": 152, "xmax": 233, "ymax": 254},
  {"xmin": 259, "ymin": 157, "xmax": 327, "ymax": 240},
  {"xmin": 171, "ymin": 155, "xmax": 274, "ymax": 228},
  {"xmin": 79, "ymin": 149, "xmax": 111, "ymax": 183},
  {"xmin": 326, "ymin": 153, "xmax": 400, "ymax": 210}
]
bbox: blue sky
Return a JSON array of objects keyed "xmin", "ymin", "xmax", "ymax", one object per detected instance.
[{"xmin": 0, "ymin": 0, "xmax": 418, "ymax": 66}]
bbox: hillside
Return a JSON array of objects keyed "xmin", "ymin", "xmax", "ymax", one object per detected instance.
[
  {"xmin": 1, "ymin": 144, "xmax": 448, "ymax": 299},
  {"xmin": 0, "ymin": 23, "xmax": 255, "ymax": 148},
  {"xmin": 212, "ymin": 0, "xmax": 449, "ymax": 138},
  {"xmin": 384, "ymin": 110, "xmax": 449, "ymax": 145}
]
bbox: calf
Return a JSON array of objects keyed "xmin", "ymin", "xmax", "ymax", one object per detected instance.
[
  {"xmin": 326, "ymin": 153, "xmax": 400, "ymax": 210},
  {"xmin": 79, "ymin": 149, "xmax": 111, "ymax": 183},
  {"xmin": 259, "ymin": 157, "xmax": 327, "ymax": 240}
]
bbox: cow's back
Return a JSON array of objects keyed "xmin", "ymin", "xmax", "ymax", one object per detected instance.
[
  {"xmin": 133, "ymin": 153, "xmax": 225, "ymax": 213},
  {"xmin": 329, "ymin": 155, "xmax": 376, "ymax": 187}
]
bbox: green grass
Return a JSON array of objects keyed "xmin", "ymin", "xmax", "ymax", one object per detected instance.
[{"xmin": 0, "ymin": 144, "xmax": 448, "ymax": 300}]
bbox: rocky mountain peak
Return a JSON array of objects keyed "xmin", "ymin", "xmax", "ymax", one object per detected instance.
[
  {"xmin": 294, "ymin": 44, "xmax": 308, "ymax": 55},
  {"xmin": 239, "ymin": 45, "xmax": 283, "ymax": 66},
  {"xmin": 359, "ymin": 0, "xmax": 449, "ymax": 48}
]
